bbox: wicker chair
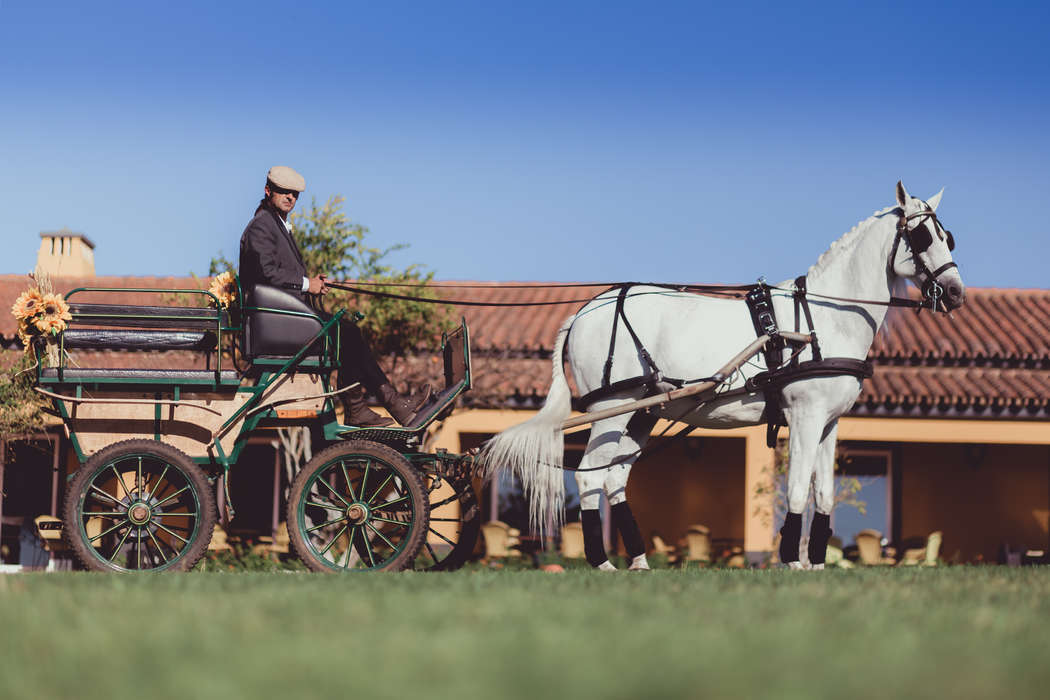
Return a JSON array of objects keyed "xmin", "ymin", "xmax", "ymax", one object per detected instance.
[
  {"xmin": 683, "ymin": 524, "xmax": 712, "ymax": 565},
  {"xmin": 560, "ymin": 521, "xmax": 585, "ymax": 559},
  {"xmin": 481, "ymin": 520, "xmax": 521, "ymax": 559},
  {"xmin": 898, "ymin": 531, "xmax": 942, "ymax": 566},
  {"xmin": 855, "ymin": 528, "xmax": 895, "ymax": 565}
]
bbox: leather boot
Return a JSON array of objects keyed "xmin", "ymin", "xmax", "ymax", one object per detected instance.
[
  {"xmin": 341, "ymin": 386, "xmax": 393, "ymax": 428},
  {"xmin": 378, "ymin": 382, "xmax": 432, "ymax": 425}
]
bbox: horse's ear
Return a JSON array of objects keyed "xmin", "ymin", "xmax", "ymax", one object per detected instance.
[
  {"xmin": 926, "ymin": 188, "xmax": 944, "ymax": 212},
  {"xmin": 896, "ymin": 181, "xmax": 908, "ymax": 207}
]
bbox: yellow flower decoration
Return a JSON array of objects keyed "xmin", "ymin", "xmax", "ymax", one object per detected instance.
[
  {"xmin": 209, "ymin": 271, "xmax": 238, "ymax": 309},
  {"xmin": 32, "ymin": 293, "xmax": 73, "ymax": 335},
  {"xmin": 16, "ymin": 321, "xmax": 33, "ymax": 353},
  {"xmin": 11, "ymin": 287, "xmax": 44, "ymax": 322}
]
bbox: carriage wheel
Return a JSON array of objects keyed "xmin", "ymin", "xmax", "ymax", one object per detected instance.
[
  {"xmin": 415, "ymin": 472, "xmax": 480, "ymax": 571},
  {"xmin": 287, "ymin": 440, "xmax": 429, "ymax": 572},
  {"xmin": 62, "ymin": 440, "xmax": 216, "ymax": 572}
]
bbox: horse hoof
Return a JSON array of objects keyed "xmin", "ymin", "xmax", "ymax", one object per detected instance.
[
  {"xmin": 628, "ymin": 554, "xmax": 650, "ymax": 571},
  {"xmin": 786, "ymin": 561, "xmax": 806, "ymax": 570},
  {"xmin": 598, "ymin": 560, "xmax": 618, "ymax": 572},
  {"xmin": 811, "ymin": 563, "xmax": 825, "ymax": 571}
]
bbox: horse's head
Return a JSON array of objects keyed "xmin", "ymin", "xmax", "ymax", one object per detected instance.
[{"xmin": 890, "ymin": 180, "xmax": 965, "ymax": 311}]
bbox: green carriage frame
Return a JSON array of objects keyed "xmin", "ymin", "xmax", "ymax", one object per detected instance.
[{"xmin": 33, "ymin": 283, "xmax": 479, "ymax": 572}]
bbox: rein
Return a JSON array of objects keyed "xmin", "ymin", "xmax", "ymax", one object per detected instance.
[{"xmin": 326, "ymin": 279, "xmax": 946, "ymax": 312}]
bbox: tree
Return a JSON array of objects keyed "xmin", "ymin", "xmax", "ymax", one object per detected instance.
[{"xmin": 212, "ymin": 195, "xmax": 448, "ymax": 357}]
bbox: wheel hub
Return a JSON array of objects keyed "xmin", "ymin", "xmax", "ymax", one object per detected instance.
[
  {"xmin": 128, "ymin": 502, "xmax": 152, "ymax": 525},
  {"xmin": 346, "ymin": 503, "xmax": 369, "ymax": 525}
]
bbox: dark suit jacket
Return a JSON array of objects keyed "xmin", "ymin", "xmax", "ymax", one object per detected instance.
[{"xmin": 239, "ymin": 206, "xmax": 308, "ymax": 295}]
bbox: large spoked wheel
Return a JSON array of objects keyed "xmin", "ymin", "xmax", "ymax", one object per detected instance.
[
  {"xmin": 416, "ymin": 472, "xmax": 480, "ymax": 571},
  {"xmin": 63, "ymin": 440, "xmax": 216, "ymax": 572},
  {"xmin": 287, "ymin": 440, "xmax": 429, "ymax": 572}
]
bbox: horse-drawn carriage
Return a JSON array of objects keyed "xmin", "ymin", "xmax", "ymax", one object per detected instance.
[
  {"xmin": 25, "ymin": 181, "xmax": 962, "ymax": 573},
  {"xmin": 29, "ymin": 280, "xmax": 480, "ymax": 572}
]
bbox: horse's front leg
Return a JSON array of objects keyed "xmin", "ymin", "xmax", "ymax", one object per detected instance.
[
  {"xmin": 807, "ymin": 418, "xmax": 839, "ymax": 570},
  {"xmin": 780, "ymin": 405, "xmax": 826, "ymax": 568}
]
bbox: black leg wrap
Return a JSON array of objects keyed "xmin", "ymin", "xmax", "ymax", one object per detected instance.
[
  {"xmin": 581, "ymin": 509, "xmax": 608, "ymax": 568},
  {"xmin": 779, "ymin": 512, "xmax": 802, "ymax": 563},
  {"xmin": 610, "ymin": 501, "xmax": 645, "ymax": 559},
  {"xmin": 808, "ymin": 512, "xmax": 833, "ymax": 565}
]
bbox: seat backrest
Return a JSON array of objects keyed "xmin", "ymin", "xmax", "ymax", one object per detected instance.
[{"xmin": 243, "ymin": 284, "xmax": 324, "ymax": 359}]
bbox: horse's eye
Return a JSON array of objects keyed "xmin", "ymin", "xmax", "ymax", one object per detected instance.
[
  {"xmin": 945, "ymin": 230, "xmax": 955, "ymax": 252},
  {"xmin": 910, "ymin": 222, "xmax": 933, "ymax": 253}
]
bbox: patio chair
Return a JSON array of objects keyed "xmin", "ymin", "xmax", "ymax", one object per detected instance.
[
  {"xmin": 208, "ymin": 523, "xmax": 232, "ymax": 552},
  {"xmin": 725, "ymin": 546, "xmax": 747, "ymax": 568},
  {"xmin": 855, "ymin": 528, "xmax": 895, "ymax": 565},
  {"xmin": 560, "ymin": 521, "xmax": 585, "ymax": 559},
  {"xmin": 253, "ymin": 522, "xmax": 291, "ymax": 557},
  {"xmin": 481, "ymin": 520, "xmax": 521, "ymax": 559},
  {"xmin": 898, "ymin": 531, "xmax": 942, "ymax": 567},
  {"xmin": 650, "ymin": 534, "xmax": 679, "ymax": 564},
  {"xmin": 34, "ymin": 515, "xmax": 73, "ymax": 571},
  {"xmin": 683, "ymin": 524, "xmax": 711, "ymax": 565}
]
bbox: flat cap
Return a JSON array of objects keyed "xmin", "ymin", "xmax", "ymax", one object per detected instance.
[{"xmin": 266, "ymin": 165, "xmax": 305, "ymax": 192}]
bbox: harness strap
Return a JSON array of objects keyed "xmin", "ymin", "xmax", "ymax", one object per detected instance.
[
  {"xmin": 602, "ymin": 286, "xmax": 661, "ymax": 384},
  {"xmin": 793, "ymin": 276, "xmax": 823, "ymax": 362},
  {"xmin": 745, "ymin": 281, "xmax": 783, "ymax": 370},
  {"xmin": 744, "ymin": 357, "xmax": 874, "ymax": 393},
  {"xmin": 589, "ymin": 285, "xmax": 666, "ymax": 410}
]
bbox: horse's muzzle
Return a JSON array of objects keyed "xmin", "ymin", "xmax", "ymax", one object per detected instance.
[{"xmin": 944, "ymin": 282, "xmax": 965, "ymax": 309}]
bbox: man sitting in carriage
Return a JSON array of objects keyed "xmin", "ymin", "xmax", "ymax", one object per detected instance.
[{"xmin": 239, "ymin": 165, "xmax": 431, "ymax": 427}]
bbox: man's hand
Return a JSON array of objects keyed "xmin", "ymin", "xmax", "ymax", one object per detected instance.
[{"xmin": 307, "ymin": 274, "xmax": 329, "ymax": 295}]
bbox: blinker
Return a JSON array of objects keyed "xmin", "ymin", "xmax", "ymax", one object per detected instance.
[{"xmin": 910, "ymin": 222, "xmax": 934, "ymax": 253}]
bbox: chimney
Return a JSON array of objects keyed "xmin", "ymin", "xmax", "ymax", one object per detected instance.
[{"xmin": 37, "ymin": 228, "xmax": 96, "ymax": 277}]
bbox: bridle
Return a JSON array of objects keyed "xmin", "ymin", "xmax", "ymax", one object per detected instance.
[{"xmin": 889, "ymin": 203, "xmax": 959, "ymax": 311}]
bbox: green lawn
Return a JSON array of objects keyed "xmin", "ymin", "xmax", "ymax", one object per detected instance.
[{"xmin": 1, "ymin": 567, "xmax": 1048, "ymax": 700}]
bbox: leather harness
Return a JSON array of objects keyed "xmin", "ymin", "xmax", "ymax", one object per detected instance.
[{"xmin": 572, "ymin": 279, "xmax": 873, "ymax": 447}]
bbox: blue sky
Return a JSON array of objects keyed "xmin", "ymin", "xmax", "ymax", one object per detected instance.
[{"xmin": 1, "ymin": 1, "xmax": 1047, "ymax": 288}]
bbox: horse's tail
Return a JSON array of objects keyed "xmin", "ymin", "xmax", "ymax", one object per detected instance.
[{"xmin": 478, "ymin": 314, "xmax": 574, "ymax": 535}]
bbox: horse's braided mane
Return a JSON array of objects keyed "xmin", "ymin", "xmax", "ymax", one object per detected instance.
[{"xmin": 806, "ymin": 204, "xmax": 898, "ymax": 279}]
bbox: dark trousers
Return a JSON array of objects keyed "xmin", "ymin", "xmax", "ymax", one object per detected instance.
[{"xmin": 335, "ymin": 319, "xmax": 389, "ymax": 395}]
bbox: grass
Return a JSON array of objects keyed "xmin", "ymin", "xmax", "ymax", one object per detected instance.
[{"xmin": 1, "ymin": 566, "xmax": 1048, "ymax": 700}]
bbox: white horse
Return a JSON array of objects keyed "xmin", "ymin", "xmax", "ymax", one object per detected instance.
[{"xmin": 481, "ymin": 182, "xmax": 964, "ymax": 570}]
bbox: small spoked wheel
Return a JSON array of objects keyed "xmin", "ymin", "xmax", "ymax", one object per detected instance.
[
  {"xmin": 287, "ymin": 440, "xmax": 429, "ymax": 572},
  {"xmin": 63, "ymin": 440, "xmax": 216, "ymax": 572},
  {"xmin": 415, "ymin": 472, "xmax": 480, "ymax": 571}
]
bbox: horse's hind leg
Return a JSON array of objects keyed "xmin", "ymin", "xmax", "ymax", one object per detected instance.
[
  {"xmin": 807, "ymin": 419, "xmax": 839, "ymax": 570},
  {"xmin": 606, "ymin": 412, "xmax": 656, "ymax": 571},
  {"xmin": 576, "ymin": 410, "xmax": 651, "ymax": 571}
]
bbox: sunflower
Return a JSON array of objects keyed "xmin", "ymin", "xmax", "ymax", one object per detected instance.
[
  {"xmin": 209, "ymin": 270, "xmax": 238, "ymax": 309},
  {"xmin": 11, "ymin": 287, "xmax": 45, "ymax": 323},
  {"xmin": 32, "ymin": 293, "xmax": 73, "ymax": 335},
  {"xmin": 16, "ymin": 321, "xmax": 34, "ymax": 353}
]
